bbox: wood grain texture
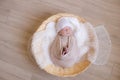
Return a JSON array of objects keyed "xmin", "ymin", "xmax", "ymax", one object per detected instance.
[{"xmin": 0, "ymin": 0, "xmax": 120, "ymax": 80}]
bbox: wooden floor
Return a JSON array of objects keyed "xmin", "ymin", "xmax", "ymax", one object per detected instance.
[{"xmin": 0, "ymin": 0, "xmax": 120, "ymax": 80}]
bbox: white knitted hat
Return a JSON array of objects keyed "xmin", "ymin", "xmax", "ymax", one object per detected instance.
[{"xmin": 56, "ymin": 17, "xmax": 78, "ymax": 32}]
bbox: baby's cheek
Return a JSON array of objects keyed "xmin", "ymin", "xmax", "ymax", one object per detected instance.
[
  {"xmin": 62, "ymin": 32, "xmax": 70, "ymax": 36},
  {"xmin": 60, "ymin": 30, "xmax": 66, "ymax": 35},
  {"xmin": 58, "ymin": 29, "xmax": 72, "ymax": 36}
]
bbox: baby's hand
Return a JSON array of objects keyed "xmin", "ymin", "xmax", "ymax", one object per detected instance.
[{"xmin": 62, "ymin": 46, "xmax": 69, "ymax": 55}]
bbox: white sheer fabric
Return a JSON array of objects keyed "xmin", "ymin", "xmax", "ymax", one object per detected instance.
[{"xmin": 93, "ymin": 25, "xmax": 111, "ymax": 65}]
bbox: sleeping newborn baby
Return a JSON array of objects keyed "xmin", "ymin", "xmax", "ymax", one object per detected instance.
[{"xmin": 50, "ymin": 17, "xmax": 89, "ymax": 68}]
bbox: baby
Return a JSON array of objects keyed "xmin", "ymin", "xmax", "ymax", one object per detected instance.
[
  {"xmin": 58, "ymin": 26, "xmax": 73, "ymax": 55},
  {"xmin": 50, "ymin": 17, "xmax": 88, "ymax": 67}
]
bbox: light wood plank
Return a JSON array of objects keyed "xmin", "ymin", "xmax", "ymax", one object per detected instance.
[{"xmin": 0, "ymin": 0, "xmax": 120, "ymax": 80}]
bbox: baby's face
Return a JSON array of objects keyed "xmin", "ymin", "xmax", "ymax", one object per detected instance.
[{"xmin": 58, "ymin": 26, "xmax": 72, "ymax": 36}]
